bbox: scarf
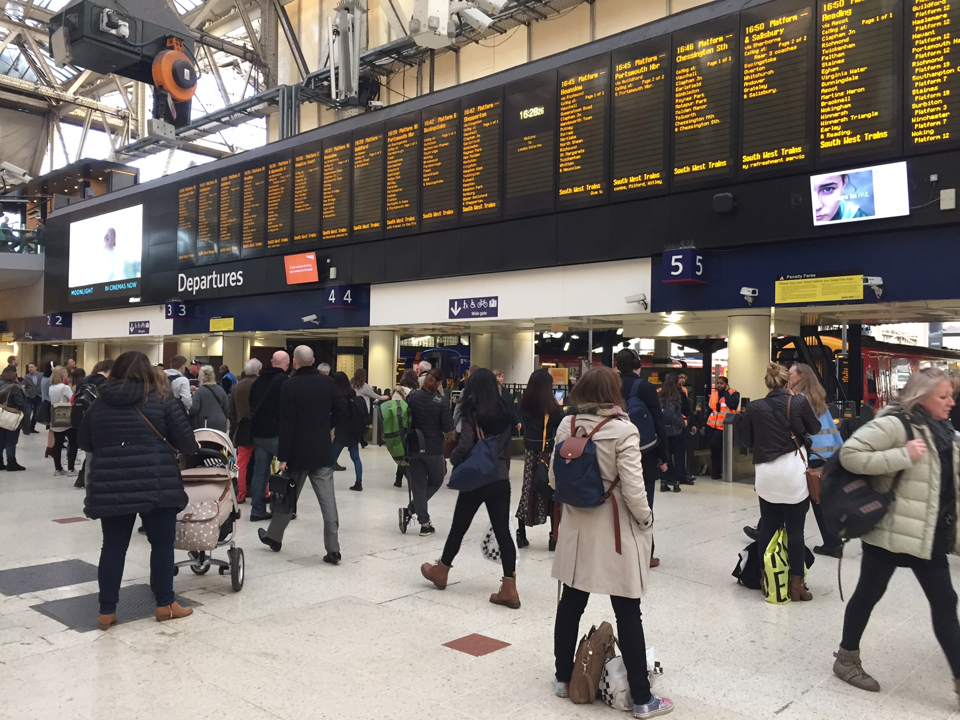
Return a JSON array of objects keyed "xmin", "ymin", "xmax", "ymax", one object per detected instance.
[
  {"xmin": 912, "ymin": 406, "xmax": 956, "ymax": 454},
  {"xmin": 570, "ymin": 403, "xmax": 626, "ymax": 418}
]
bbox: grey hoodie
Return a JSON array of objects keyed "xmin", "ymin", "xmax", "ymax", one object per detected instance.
[{"xmin": 164, "ymin": 368, "xmax": 192, "ymax": 410}]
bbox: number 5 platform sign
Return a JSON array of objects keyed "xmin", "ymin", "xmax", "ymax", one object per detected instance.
[
  {"xmin": 449, "ymin": 296, "xmax": 499, "ymax": 319},
  {"xmin": 662, "ymin": 249, "xmax": 706, "ymax": 285}
]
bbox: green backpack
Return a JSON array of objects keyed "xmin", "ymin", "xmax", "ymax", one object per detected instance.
[{"xmin": 378, "ymin": 398, "xmax": 411, "ymax": 467}]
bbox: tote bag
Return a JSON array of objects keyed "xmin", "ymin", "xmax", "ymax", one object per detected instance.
[{"xmin": 448, "ymin": 426, "xmax": 499, "ymax": 492}]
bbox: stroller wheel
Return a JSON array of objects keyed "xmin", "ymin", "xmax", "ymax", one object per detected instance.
[
  {"xmin": 190, "ymin": 564, "xmax": 210, "ymax": 575},
  {"xmin": 173, "ymin": 566, "xmax": 179, "ymax": 576},
  {"xmin": 228, "ymin": 548, "xmax": 244, "ymax": 592},
  {"xmin": 219, "ymin": 566, "xmax": 227, "ymax": 575}
]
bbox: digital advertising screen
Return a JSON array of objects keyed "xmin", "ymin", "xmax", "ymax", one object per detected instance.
[
  {"xmin": 810, "ymin": 161, "xmax": 909, "ymax": 225},
  {"xmin": 284, "ymin": 251, "xmax": 320, "ymax": 285},
  {"xmin": 68, "ymin": 205, "xmax": 143, "ymax": 300}
]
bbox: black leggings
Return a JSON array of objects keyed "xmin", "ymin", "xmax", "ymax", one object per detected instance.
[
  {"xmin": 842, "ymin": 545, "xmax": 960, "ymax": 677},
  {"xmin": 554, "ymin": 585, "xmax": 652, "ymax": 705},
  {"xmin": 441, "ymin": 479, "xmax": 515, "ymax": 577},
  {"xmin": 758, "ymin": 497, "xmax": 809, "ymax": 579},
  {"xmin": 53, "ymin": 428, "xmax": 78, "ymax": 471}
]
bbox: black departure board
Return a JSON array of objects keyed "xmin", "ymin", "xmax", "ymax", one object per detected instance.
[
  {"xmin": 672, "ymin": 21, "xmax": 739, "ymax": 184},
  {"xmin": 293, "ymin": 145, "xmax": 321, "ymax": 245},
  {"xmin": 353, "ymin": 129, "xmax": 384, "ymax": 238},
  {"xmin": 386, "ymin": 114, "xmax": 421, "ymax": 235},
  {"xmin": 611, "ymin": 38, "xmax": 671, "ymax": 197},
  {"xmin": 197, "ymin": 178, "xmax": 219, "ymax": 264},
  {"xmin": 241, "ymin": 165, "xmax": 266, "ymax": 258},
  {"xmin": 461, "ymin": 90, "xmax": 503, "ymax": 223},
  {"xmin": 177, "ymin": 185, "xmax": 197, "ymax": 267},
  {"xmin": 818, "ymin": 0, "xmax": 901, "ymax": 160},
  {"xmin": 266, "ymin": 157, "xmax": 292, "ymax": 253},
  {"xmin": 740, "ymin": 0, "xmax": 815, "ymax": 173},
  {"xmin": 504, "ymin": 72, "xmax": 557, "ymax": 217},
  {"xmin": 219, "ymin": 171, "xmax": 241, "ymax": 261},
  {"xmin": 322, "ymin": 136, "xmax": 352, "ymax": 242},
  {"xmin": 907, "ymin": 0, "xmax": 960, "ymax": 150},
  {"xmin": 558, "ymin": 58, "xmax": 609, "ymax": 205},
  {"xmin": 422, "ymin": 100, "xmax": 460, "ymax": 230}
]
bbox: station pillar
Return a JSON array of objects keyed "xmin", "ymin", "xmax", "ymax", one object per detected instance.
[
  {"xmin": 368, "ymin": 330, "xmax": 397, "ymax": 392},
  {"xmin": 336, "ymin": 332, "xmax": 363, "ymax": 377},
  {"xmin": 470, "ymin": 333, "xmax": 492, "ymax": 371},
  {"xmin": 221, "ymin": 335, "xmax": 245, "ymax": 376},
  {"xmin": 727, "ymin": 313, "xmax": 772, "ymax": 405},
  {"xmin": 490, "ymin": 331, "xmax": 535, "ymax": 385}
]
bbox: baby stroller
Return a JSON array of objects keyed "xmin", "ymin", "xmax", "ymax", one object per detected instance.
[{"xmin": 172, "ymin": 428, "xmax": 245, "ymax": 591}]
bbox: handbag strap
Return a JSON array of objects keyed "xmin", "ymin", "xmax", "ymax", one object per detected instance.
[
  {"xmin": 134, "ymin": 406, "xmax": 178, "ymax": 454},
  {"xmin": 541, "ymin": 413, "xmax": 548, "ymax": 452}
]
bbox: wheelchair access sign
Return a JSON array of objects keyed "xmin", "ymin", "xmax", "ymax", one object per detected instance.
[{"xmin": 449, "ymin": 296, "xmax": 498, "ymax": 319}]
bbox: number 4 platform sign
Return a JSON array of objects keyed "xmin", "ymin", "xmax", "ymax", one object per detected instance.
[{"xmin": 449, "ymin": 296, "xmax": 499, "ymax": 319}]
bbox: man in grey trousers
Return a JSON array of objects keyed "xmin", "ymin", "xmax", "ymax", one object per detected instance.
[{"xmin": 258, "ymin": 346, "xmax": 346, "ymax": 564}]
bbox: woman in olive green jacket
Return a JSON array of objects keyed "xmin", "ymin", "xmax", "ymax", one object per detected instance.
[{"xmin": 833, "ymin": 368, "xmax": 960, "ymax": 700}]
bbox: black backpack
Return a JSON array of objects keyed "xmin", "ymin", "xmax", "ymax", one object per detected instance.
[
  {"xmin": 661, "ymin": 400, "xmax": 685, "ymax": 438},
  {"xmin": 819, "ymin": 412, "xmax": 914, "ymax": 540},
  {"xmin": 348, "ymin": 396, "xmax": 369, "ymax": 438},
  {"xmin": 71, "ymin": 382, "xmax": 99, "ymax": 429}
]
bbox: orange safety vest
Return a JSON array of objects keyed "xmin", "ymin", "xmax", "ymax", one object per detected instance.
[{"xmin": 707, "ymin": 389, "xmax": 738, "ymax": 429}]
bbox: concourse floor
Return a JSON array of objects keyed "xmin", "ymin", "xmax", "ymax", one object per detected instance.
[{"xmin": 1, "ymin": 430, "xmax": 958, "ymax": 720}]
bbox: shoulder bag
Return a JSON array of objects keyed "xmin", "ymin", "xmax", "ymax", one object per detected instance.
[
  {"xmin": 0, "ymin": 387, "xmax": 23, "ymax": 431},
  {"xmin": 134, "ymin": 406, "xmax": 179, "ymax": 454},
  {"xmin": 569, "ymin": 621, "xmax": 617, "ymax": 704},
  {"xmin": 531, "ymin": 413, "xmax": 554, "ymax": 500},
  {"xmin": 50, "ymin": 391, "xmax": 73, "ymax": 431},
  {"xmin": 769, "ymin": 396, "xmax": 821, "ymax": 503},
  {"xmin": 448, "ymin": 424, "xmax": 500, "ymax": 492}
]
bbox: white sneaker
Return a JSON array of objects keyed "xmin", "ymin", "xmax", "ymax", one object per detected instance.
[{"xmin": 54, "ymin": 469, "xmax": 69, "ymax": 477}]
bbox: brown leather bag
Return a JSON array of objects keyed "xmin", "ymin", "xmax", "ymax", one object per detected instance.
[
  {"xmin": 785, "ymin": 396, "xmax": 822, "ymax": 503},
  {"xmin": 569, "ymin": 621, "xmax": 617, "ymax": 704}
]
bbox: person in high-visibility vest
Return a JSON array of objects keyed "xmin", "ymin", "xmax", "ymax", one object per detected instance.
[{"xmin": 705, "ymin": 376, "xmax": 741, "ymax": 479}]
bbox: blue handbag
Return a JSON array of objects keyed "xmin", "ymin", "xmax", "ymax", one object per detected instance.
[{"xmin": 449, "ymin": 426, "xmax": 500, "ymax": 492}]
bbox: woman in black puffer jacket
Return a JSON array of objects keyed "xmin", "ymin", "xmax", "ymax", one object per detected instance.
[{"xmin": 79, "ymin": 351, "xmax": 198, "ymax": 631}]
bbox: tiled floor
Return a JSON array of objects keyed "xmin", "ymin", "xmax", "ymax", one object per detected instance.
[{"xmin": 1, "ymin": 430, "xmax": 959, "ymax": 719}]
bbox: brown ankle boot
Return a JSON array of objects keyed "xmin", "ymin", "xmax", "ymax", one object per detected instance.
[
  {"xmin": 420, "ymin": 560, "xmax": 450, "ymax": 589},
  {"xmin": 155, "ymin": 602, "xmax": 193, "ymax": 623},
  {"xmin": 789, "ymin": 575, "xmax": 812, "ymax": 601},
  {"xmin": 490, "ymin": 575, "xmax": 521, "ymax": 609},
  {"xmin": 98, "ymin": 613, "xmax": 117, "ymax": 631},
  {"xmin": 833, "ymin": 646, "xmax": 880, "ymax": 692}
]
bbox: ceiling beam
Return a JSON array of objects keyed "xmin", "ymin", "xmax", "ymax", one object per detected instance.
[{"xmin": 0, "ymin": 73, "xmax": 129, "ymax": 118}]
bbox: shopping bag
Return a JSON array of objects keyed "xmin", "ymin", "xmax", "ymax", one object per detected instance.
[{"xmin": 761, "ymin": 528, "xmax": 792, "ymax": 605}]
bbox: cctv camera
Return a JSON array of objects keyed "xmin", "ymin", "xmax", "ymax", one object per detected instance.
[
  {"xmin": 624, "ymin": 293, "xmax": 649, "ymax": 310},
  {"xmin": 458, "ymin": 7, "xmax": 494, "ymax": 30},
  {"xmin": 302, "ymin": 314, "xmax": 318, "ymax": 324},
  {"xmin": 741, "ymin": 287, "xmax": 758, "ymax": 305},
  {"xmin": 863, "ymin": 276, "xmax": 884, "ymax": 299},
  {"xmin": 474, "ymin": 0, "xmax": 507, "ymax": 12}
]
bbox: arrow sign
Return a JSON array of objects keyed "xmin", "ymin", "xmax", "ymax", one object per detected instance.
[
  {"xmin": 448, "ymin": 296, "xmax": 499, "ymax": 320},
  {"xmin": 450, "ymin": 301, "xmax": 461, "ymax": 317}
]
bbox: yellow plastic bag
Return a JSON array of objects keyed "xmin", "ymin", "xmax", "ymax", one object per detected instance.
[{"xmin": 761, "ymin": 528, "xmax": 791, "ymax": 605}]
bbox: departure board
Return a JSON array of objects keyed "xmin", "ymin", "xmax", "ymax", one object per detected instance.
[
  {"xmin": 422, "ymin": 100, "xmax": 460, "ymax": 230},
  {"xmin": 265, "ymin": 157, "xmax": 292, "ymax": 253},
  {"xmin": 461, "ymin": 90, "xmax": 503, "ymax": 223},
  {"xmin": 385, "ymin": 114, "xmax": 421, "ymax": 235},
  {"xmin": 907, "ymin": 0, "xmax": 960, "ymax": 150},
  {"xmin": 241, "ymin": 165, "xmax": 266, "ymax": 258},
  {"xmin": 818, "ymin": 0, "xmax": 901, "ymax": 159},
  {"xmin": 219, "ymin": 172, "xmax": 241, "ymax": 261},
  {"xmin": 322, "ymin": 136, "xmax": 352, "ymax": 241},
  {"xmin": 353, "ymin": 129, "xmax": 384, "ymax": 238},
  {"xmin": 293, "ymin": 145, "xmax": 321, "ymax": 245},
  {"xmin": 558, "ymin": 58, "xmax": 609, "ymax": 205},
  {"xmin": 740, "ymin": 0, "xmax": 815, "ymax": 173},
  {"xmin": 672, "ymin": 21, "xmax": 739, "ymax": 184},
  {"xmin": 611, "ymin": 38, "xmax": 671, "ymax": 197},
  {"xmin": 504, "ymin": 72, "xmax": 557, "ymax": 217},
  {"xmin": 177, "ymin": 185, "xmax": 197, "ymax": 267},
  {"xmin": 197, "ymin": 178, "xmax": 219, "ymax": 264}
]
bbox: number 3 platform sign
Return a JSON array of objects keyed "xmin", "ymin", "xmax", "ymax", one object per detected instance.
[{"xmin": 662, "ymin": 249, "xmax": 706, "ymax": 285}]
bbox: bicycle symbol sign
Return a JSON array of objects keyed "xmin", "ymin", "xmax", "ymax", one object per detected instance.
[{"xmin": 449, "ymin": 295, "xmax": 499, "ymax": 319}]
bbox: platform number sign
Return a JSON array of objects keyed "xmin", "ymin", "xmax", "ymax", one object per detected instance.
[
  {"xmin": 325, "ymin": 285, "xmax": 357, "ymax": 309},
  {"xmin": 165, "ymin": 302, "xmax": 187, "ymax": 319},
  {"xmin": 662, "ymin": 249, "xmax": 706, "ymax": 285},
  {"xmin": 46, "ymin": 312, "xmax": 72, "ymax": 328}
]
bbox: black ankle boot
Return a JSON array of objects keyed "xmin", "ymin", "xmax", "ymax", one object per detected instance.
[{"xmin": 516, "ymin": 527, "xmax": 529, "ymax": 548}]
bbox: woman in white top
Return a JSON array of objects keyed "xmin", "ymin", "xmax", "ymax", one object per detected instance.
[
  {"xmin": 741, "ymin": 363, "xmax": 820, "ymax": 601},
  {"xmin": 48, "ymin": 366, "xmax": 78, "ymax": 476}
]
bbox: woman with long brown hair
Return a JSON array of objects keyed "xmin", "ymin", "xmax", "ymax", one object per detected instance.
[
  {"xmin": 658, "ymin": 372, "xmax": 693, "ymax": 493},
  {"xmin": 78, "ymin": 351, "xmax": 198, "ymax": 630}
]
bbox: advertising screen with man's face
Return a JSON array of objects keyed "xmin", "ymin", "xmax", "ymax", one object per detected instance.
[
  {"xmin": 810, "ymin": 162, "xmax": 909, "ymax": 226},
  {"xmin": 68, "ymin": 206, "xmax": 143, "ymax": 298}
]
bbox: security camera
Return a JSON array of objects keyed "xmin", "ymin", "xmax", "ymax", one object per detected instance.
[
  {"xmin": 474, "ymin": 0, "xmax": 507, "ymax": 12},
  {"xmin": 302, "ymin": 314, "xmax": 319, "ymax": 325},
  {"xmin": 863, "ymin": 276, "xmax": 884, "ymax": 299},
  {"xmin": 624, "ymin": 293, "xmax": 649, "ymax": 310},
  {"xmin": 741, "ymin": 287, "xmax": 759, "ymax": 305},
  {"xmin": 458, "ymin": 6, "xmax": 494, "ymax": 30}
]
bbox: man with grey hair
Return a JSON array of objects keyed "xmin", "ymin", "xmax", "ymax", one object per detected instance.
[
  {"xmin": 229, "ymin": 357, "xmax": 262, "ymax": 503},
  {"xmin": 417, "ymin": 359, "xmax": 431, "ymax": 387},
  {"xmin": 318, "ymin": 362, "xmax": 331, "ymax": 375},
  {"xmin": 259, "ymin": 345, "xmax": 346, "ymax": 563},
  {"xmin": 247, "ymin": 350, "xmax": 291, "ymax": 520}
]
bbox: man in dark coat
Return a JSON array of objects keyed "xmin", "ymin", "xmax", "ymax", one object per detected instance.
[
  {"xmin": 258, "ymin": 346, "xmax": 346, "ymax": 563},
  {"xmin": 247, "ymin": 350, "xmax": 290, "ymax": 521}
]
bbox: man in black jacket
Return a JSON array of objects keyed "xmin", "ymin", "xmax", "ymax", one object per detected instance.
[
  {"xmin": 258, "ymin": 346, "xmax": 346, "ymax": 562},
  {"xmin": 616, "ymin": 349, "xmax": 670, "ymax": 564},
  {"xmin": 247, "ymin": 350, "xmax": 290, "ymax": 521}
]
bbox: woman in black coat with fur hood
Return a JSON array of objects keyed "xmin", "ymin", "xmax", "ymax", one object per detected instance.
[{"xmin": 79, "ymin": 351, "xmax": 199, "ymax": 631}]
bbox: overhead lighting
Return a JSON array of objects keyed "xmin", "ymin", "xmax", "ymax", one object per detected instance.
[
  {"xmin": 571, "ymin": 334, "xmax": 580, "ymax": 339},
  {"xmin": 616, "ymin": 328, "xmax": 624, "ymax": 335},
  {"xmin": 563, "ymin": 342, "xmax": 570, "ymax": 352},
  {"xmin": 592, "ymin": 347, "xmax": 603, "ymax": 354}
]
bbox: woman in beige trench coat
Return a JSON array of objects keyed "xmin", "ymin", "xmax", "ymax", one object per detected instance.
[{"xmin": 550, "ymin": 367, "xmax": 673, "ymax": 719}]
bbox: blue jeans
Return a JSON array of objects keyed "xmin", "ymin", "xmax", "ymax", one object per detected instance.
[
  {"xmin": 332, "ymin": 442, "xmax": 362, "ymax": 482},
  {"xmin": 251, "ymin": 436, "xmax": 279, "ymax": 515},
  {"xmin": 0, "ymin": 426, "xmax": 20, "ymax": 464},
  {"xmin": 98, "ymin": 506, "xmax": 178, "ymax": 614}
]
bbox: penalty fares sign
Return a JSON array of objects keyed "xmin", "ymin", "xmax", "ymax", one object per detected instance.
[{"xmin": 775, "ymin": 272, "xmax": 863, "ymax": 304}]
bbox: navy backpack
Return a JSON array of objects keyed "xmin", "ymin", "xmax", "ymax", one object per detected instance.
[
  {"xmin": 625, "ymin": 378, "xmax": 659, "ymax": 452},
  {"xmin": 553, "ymin": 415, "xmax": 623, "ymax": 554}
]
